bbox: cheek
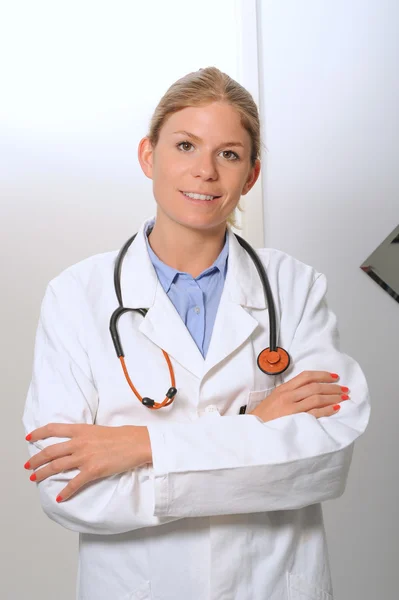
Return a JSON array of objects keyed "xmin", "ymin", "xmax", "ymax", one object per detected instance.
[
  {"xmin": 156, "ymin": 159, "xmax": 182, "ymax": 183},
  {"xmin": 152, "ymin": 169, "xmax": 179, "ymax": 205},
  {"xmin": 225, "ymin": 176, "xmax": 245, "ymax": 198}
]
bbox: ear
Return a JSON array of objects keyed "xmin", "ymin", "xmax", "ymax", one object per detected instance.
[
  {"xmin": 242, "ymin": 159, "xmax": 261, "ymax": 195},
  {"xmin": 137, "ymin": 137, "xmax": 155, "ymax": 180}
]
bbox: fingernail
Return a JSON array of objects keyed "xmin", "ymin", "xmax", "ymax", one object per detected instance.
[
  {"xmin": 330, "ymin": 373, "xmax": 339, "ymax": 379},
  {"xmin": 24, "ymin": 461, "xmax": 31, "ymax": 469},
  {"xmin": 333, "ymin": 405, "xmax": 340, "ymax": 411},
  {"xmin": 29, "ymin": 473, "xmax": 37, "ymax": 481},
  {"xmin": 56, "ymin": 495, "xmax": 63, "ymax": 503},
  {"xmin": 341, "ymin": 386, "xmax": 349, "ymax": 392},
  {"xmin": 341, "ymin": 394, "xmax": 349, "ymax": 400},
  {"xmin": 25, "ymin": 434, "xmax": 32, "ymax": 441}
]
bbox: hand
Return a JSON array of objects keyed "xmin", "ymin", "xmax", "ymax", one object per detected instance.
[
  {"xmin": 249, "ymin": 371, "xmax": 350, "ymax": 422},
  {"xmin": 24, "ymin": 424, "xmax": 152, "ymax": 502}
]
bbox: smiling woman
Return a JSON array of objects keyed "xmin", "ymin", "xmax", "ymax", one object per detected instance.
[{"xmin": 22, "ymin": 67, "xmax": 370, "ymax": 600}]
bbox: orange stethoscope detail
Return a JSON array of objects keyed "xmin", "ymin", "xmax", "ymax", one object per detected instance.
[
  {"xmin": 257, "ymin": 348, "xmax": 290, "ymax": 374},
  {"xmin": 119, "ymin": 353, "xmax": 177, "ymax": 410}
]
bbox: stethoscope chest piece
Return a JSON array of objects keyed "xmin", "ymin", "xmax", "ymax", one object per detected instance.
[{"xmin": 257, "ymin": 347, "xmax": 290, "ymax": 375}]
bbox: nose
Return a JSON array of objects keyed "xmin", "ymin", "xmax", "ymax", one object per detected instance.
[{"xmin": 190, "ymin": 151, "xmax": 218, "ymax": 180}]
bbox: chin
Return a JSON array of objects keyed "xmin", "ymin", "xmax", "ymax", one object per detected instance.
[
  {"xmin": 176, "ymin": 213, "xmax": 226, "ymax": 229},
  {"xmin": 156, "ymin": 204, "xmax": 230, "ymax": 231}
]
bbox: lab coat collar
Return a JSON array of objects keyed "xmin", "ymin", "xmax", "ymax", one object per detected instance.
[{"xmin": 118, "ymin": 217, "xmax": 269, "ymax": 378}]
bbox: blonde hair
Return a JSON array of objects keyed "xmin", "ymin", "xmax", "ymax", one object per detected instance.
[{"xmin": 147, "ymin": 67, "xmax": 262, "ymax": 229}]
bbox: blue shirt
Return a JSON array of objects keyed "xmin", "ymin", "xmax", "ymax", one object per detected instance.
[{"xmin": 144, "ymin": 219, "xmax": 229, "ymax": 358}]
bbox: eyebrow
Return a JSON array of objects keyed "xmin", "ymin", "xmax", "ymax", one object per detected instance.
[{"xmin": 172, "ymin": 130, "xmax": 245, "ymax": 148}]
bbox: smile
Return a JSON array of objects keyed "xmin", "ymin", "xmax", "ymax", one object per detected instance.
[{"xmin": 181, "ymin": 191, "xmax": 221, "ymax": 201}]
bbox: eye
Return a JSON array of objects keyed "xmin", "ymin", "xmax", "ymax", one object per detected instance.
[
  {"xmin": 177, "ymin": 141, "xmax": 194, "ymax": 152},
  {"xmin": 221, "ymin": 150, "xmax": 240, "ymax": 161}
]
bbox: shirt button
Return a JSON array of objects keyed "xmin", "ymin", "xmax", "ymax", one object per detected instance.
[
  {"xmin": 194, "ymin": 306, "xmax": 200, "ymax": 314},
  {"xmin": 205, "ymin": 405, "xmax": 220, "ymax": 414}
]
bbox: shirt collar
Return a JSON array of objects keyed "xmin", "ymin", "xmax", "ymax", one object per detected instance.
[{"xmin": 144, "ymin": 218, "xmax": 229, "ymax": 293}]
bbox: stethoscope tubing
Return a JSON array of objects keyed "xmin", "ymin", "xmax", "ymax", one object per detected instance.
[{"xmin": 109, "ymin": 228, "xmax": 291, "ymax": 410}]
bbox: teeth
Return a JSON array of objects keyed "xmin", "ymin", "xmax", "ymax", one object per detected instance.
[{"xmin": 183, "ymin": 192, "xmax": 216, "ymax": 201}]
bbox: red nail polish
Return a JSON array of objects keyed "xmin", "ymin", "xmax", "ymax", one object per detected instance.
[
  {"xmin": 333, "ymin": 405, "xmax": 340, "ymax": 411},
  {"xmin": 30, "ymin": 473, "xmax": 37, "ymax": 481},
  {"xmin": 330, "ymin": 373, "xmax": 339, "ymax": 379},
  {"xmin": 341, "ymin": 394, "xmax": 349, "ymax": 400},
  {"xmin": 25, "ymin": 434, "xmax": 32, "ymax": 441},
  {"xmin": 56, "ymin": 495, "xmax": 63, "ymax": 503},
  {"xmin": 24, "ymin": 461, "xmax": 31, "ymax": 469},
  {"xmin": 341, "ymin": 386, "xmax": 349, "ymax": 393}
]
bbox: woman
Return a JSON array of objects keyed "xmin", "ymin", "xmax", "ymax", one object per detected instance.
[{"xmin": 23, "ymin": 67, "xmax": 370, "ymax": 600}]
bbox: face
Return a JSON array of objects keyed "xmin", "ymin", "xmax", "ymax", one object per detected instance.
[{"xmin": 138, "ymin": 102, "xmax": 261, "ymax": 234}]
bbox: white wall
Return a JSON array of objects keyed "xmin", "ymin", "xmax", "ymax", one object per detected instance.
[
  {"xmin": 257, "ymin": 1, "xmax": 399, "ymax": 598},
  {"xmin": 2, "ymin": 2, "xmax": 248, "ymax": 598}
]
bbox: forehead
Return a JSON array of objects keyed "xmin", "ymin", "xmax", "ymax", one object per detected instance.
[{"xmin": 160, "ymin": 102, "xmax": 250, "ymax": 146}]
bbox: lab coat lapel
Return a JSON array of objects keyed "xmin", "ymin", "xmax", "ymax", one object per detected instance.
[
  {"xmin": 139, "ymin": 287, "xmax": 205, "ymax": 380},
  {"xmin": 203, "ymin": 229, "xmax": 268, "ymax": 378},
  {"xmin": 203, "ymin": 297, "xmax": 259, "ymax": 377}
]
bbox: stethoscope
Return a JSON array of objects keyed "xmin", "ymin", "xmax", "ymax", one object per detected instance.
[{"xmin": 110, "ymin": 231, "xmax": 291, "ymax": 410}]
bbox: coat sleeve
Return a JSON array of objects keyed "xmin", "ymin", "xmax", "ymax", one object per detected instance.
[
  {"xmin": 146, "ymin": 272, "xmax": 371, "ymax": 518},
  {"xmin": 22, "ymin": 277, "xmax": 181, "ymax": 535}
]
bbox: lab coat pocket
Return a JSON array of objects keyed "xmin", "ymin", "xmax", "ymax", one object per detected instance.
[
  {"xmin": 245, "ymin": 387, "xmax": 275, "ymax": 414},
  {"xmin": 287, "ymin": 572, "xmax": 333, "ymax": 600},
  {"xmin": 128, "ymin": 580, "xmax": 153, "ymax": 600}
]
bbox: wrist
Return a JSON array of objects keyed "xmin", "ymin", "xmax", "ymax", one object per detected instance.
[
  {"xmin": 125, "ymin": 425, "xmax": 153, "ymax": 466},
  {"xmin": 140, "ymin": 426, "xmax": 153, "ymax": 465},
  {"xmin": 248, "ymin": 406, "xmax": 265, "ymax": 422}
]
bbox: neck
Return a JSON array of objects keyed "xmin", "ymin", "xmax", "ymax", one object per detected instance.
[{"xmin": 147, "ymin": 216, "xmax": 227, "ymax": 278}]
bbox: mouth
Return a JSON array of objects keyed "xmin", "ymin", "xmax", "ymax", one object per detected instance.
[{"xmin": 180, "ymin": 191, "xmax": 222, "ymax": 203}]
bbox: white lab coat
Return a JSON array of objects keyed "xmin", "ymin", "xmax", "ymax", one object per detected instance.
[{"xmin": 23, "ymin": 216, "xmax": 370, "ymax": 600}]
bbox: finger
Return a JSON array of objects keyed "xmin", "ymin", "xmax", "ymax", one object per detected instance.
[
  {"xmin": 26, "ymin": 423, "xmax": 87, "ymax": 442},
  {"xmin": 30, "ymin": 455, "xmax": 79, "ymax": 484},
  {"xmin": 292, "ymin": 383, "xmax": 348, "ymax": 403},
  {"xmin": 307, "ymin": 404, "xmax": 342, "ymax": 418},
  {"xmin": 298, "ymin": 394, "xmax": 350, "ymax": 413},
  {"xmin": 26, "ymin": 440, "xmax": 74, "ymax": 470},
  {"xmin": 56, "ymin": 471, "xmax": 95, "ymax": 502},
  {"xmin": 281, "ymin": 371, "xmax": 340, "ymax": 392}
]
